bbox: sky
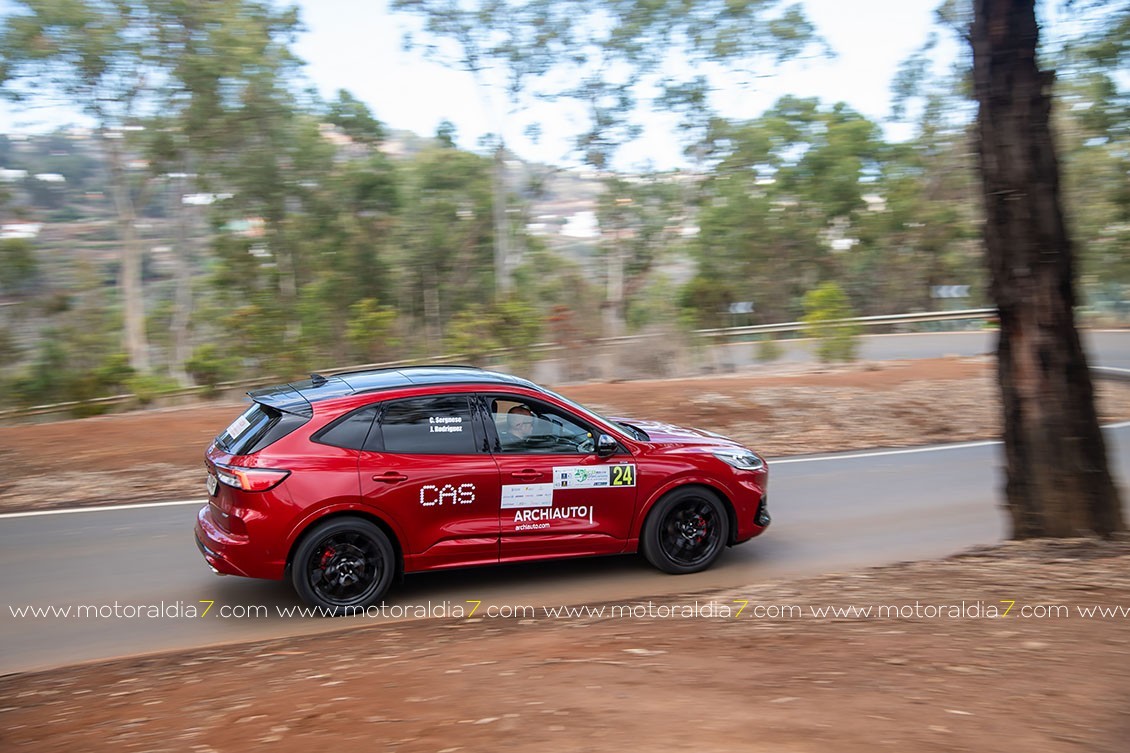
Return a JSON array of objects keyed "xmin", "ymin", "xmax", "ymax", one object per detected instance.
[
  {"xmin": 291, "ymin": 0, "xmax": 955, "ymax": 168},
  {"xmin": 0, "ymin": 0, "xmax": 960, "ymax": 170}
]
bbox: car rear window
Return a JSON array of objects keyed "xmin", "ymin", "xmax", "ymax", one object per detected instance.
[{"xmin": 215, "ymin": 402, "xmax": 309, "ymax": 455}]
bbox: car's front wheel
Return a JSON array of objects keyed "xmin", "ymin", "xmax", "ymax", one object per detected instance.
[
  {"xmin": 641, "ymin": 487, "xmax": 729, "ymax": 574},
  {"xmin": 291, "ymin": 517, "xmax": 395, "ymax": 612}
]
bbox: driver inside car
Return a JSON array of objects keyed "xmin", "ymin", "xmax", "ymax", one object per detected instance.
[{"xmin": 504, "ymin": 405, "xmax": 536, "ymax": 442}]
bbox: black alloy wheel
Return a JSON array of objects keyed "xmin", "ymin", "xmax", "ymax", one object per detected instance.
[
  {"xmin": 291, "ymin": 518, "xmax": 395, "ymax": 612},
  {"xmin": 642, "ymin": 487, "xmax": 729, "ymax": 574}
]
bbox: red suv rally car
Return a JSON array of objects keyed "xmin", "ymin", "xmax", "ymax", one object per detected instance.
[{"xmin": 195, "ymin": 367, "xmax": 770, "ymax": 610}]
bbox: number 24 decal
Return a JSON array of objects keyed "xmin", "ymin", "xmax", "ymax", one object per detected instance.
[{"xmin": 611, "ymin": 464, "xmax": 636, "ymax": 487}]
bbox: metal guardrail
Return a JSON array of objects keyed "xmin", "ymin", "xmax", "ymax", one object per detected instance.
[
  {"xmin": 1092, "ymin": 367, "xmax": 1130, "ymax": 384},
  {"xmin": 0, "ymin": 307, "xmax": 1003, "ymax": 421},
  {"xmin": 693, "ymin": 308, "xmax": 998, "ymax": 338}
]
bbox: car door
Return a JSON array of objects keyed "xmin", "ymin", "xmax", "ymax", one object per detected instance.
[
  {"xmin": 358, "ymin": 393, "xmax": 501, "ymax": 572},
  {"xmin": 481, "ymin": 394, "xmax": 637, "ymax": 561}
]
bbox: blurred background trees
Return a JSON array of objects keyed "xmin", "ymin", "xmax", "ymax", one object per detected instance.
[{"xmin": 0, "ymin": 0, "xmax": 1126, "ymax": 428}]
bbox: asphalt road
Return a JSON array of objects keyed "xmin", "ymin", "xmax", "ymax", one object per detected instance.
[
  {"xmin": 3, "ymin": 424, "xmax": 1128, "ymax": 675},
  {"xmin": 720, "ymin": 329, "xmax": 1130, "ymax": 370}
]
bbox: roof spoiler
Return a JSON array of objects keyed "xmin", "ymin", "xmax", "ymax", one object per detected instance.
[{"xmin": 247, "ymin": 383, "xmax": 314, "ymax": 417}]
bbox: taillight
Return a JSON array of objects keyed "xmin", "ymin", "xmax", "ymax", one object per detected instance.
[{"xmin": 215, "ymin": 464, "xmax": 290, "ymax": 492}]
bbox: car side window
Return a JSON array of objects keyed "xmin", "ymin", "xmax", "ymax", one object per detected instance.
[
  {"xmin": 312, "ymin": 405, "xmax": 378, "ymax": 450},
  {"xmin": 375, "ymin": 395, "xmax": 481, "ymax": 454},
  {"xmin": 488, "ymin": 396, "xmax": 595, "ymax": 455}
]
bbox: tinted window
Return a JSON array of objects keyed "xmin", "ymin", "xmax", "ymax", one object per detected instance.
[
  {"xmin": 378, "ymin": 395, "xmax": 479, "ymax": 454},
  {"xmin": 313, "ymin": 405, "xmax": 378, "ymax": 450},
  {"xmin": 215, "ymin": 403, "xmax": 309, "ymax": 455}
]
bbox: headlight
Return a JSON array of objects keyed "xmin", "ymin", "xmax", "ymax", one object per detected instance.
[{"xmin": 712, "ymin": 449, "xmax": 765, "ymax": 471}]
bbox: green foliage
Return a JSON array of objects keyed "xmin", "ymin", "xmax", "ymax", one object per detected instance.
[
  {"xmin": 346, "ymin": 299, "xmax": 400, "ymax": 364},
  {"xmin": 444, "ymin": 299, "xmax": 544, "ymax": 369},
  {"xmin": 125, "ymin": 372, "xmax": 178, "ymax": 407},
  {"xmin": 446, "ymin": 304, "xmax": 501, "ymax": 366},
  {"xmin": 7, "ymin": 342, "xmax": 135, "ymax": 416},
  {"xmin": 435, "ymin": 120, "xmax": 458, "ymax": 148},
  {"xmin": 0, "ymin": 326, "xmax": 20, "ymax": 367},
  {"xmin": 680, "ymin": 273, "xmax": 737, "ymax": 329},
  {"xmin": 395, "ymin": 145, "xmax": 495, "ymax": 337},
  {"xmin": 218, "ymin": 299, "xmax": 291, "ymax": 376},
  {"xmin": 94, "ymin": 353, "xmax": 134, "ymax": 392},
  {"xmin": 185, "ymin": 344, "xmax": 240, "ymax": 396},
  {"xmin": 8, "ymin": 339, "xmax": 69, "ymax": 409},
  {"xmin": 325, "ymin": 90, "xmax": 386, "ymax": 145},
  {"xmin": 802, "ymin": 282, "xmax": 860, "ymax": 363},
  {"xmin": 0, "ymin": 238, "xmax": 39, "ymax": 296},
  {"xmin": 626, "ymin": 274, "xmax": 684, "ymax": 333},
  {"xmin": 597, "ymin": 172, "xmax": 690, "ymax": 331},
  {"xmin": 492, "ymin": 297, "xmax": 542, "ymax": 370}
]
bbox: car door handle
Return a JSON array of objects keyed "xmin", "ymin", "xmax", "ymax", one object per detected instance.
[
  {"xmin": 510, "ymin": 470, "xmax": 542, "ymax": 481},
  {"xmin": 372, "ymin": 472, "xmax": 409, "ymax": 483}
]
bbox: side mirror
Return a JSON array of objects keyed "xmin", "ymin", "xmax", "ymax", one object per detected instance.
[{"xmin": 596, "ymin": 434, "xmax": 618, "ymax": 457}]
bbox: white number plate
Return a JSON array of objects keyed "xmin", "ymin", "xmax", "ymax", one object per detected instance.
[{"xmin": 206, "ymin": 472, "xmax": 218, "ymax": 496}]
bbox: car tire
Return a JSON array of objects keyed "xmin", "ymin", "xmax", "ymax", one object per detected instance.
[
  {"xmin": 641, "ymin": 487, "xmax": 729, "ymax": 574},
  {"xmin": 291, "ymin": 517, "xmax": 396, "ymax": 613}
]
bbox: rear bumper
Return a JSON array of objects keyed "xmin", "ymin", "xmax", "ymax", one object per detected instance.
[{"xmin": 194, "ymin": 504, "xmax": 283, "ymax": 580}]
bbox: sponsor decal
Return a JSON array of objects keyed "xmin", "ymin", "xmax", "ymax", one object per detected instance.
[
  {"xmin": 420, "ymin": 483, "xmax": 476, "ymax": 506},
  {"xmin": 225, "ymin": 414, "xmax": 251, "ymax": 439},
  {"xmin": 552, "ymin": 464, "xmax": 636, "ymax": 489},
  {"xmin": 553, "ymin": 465, "xmax": 609, "ymax": 489},
  {"xmin": 512, "ymin": 505, "xmax": 594, "ymax": 525},
  {"xmin": 501, "ymin": 483, "xmax": 554, "ymax": 509}
]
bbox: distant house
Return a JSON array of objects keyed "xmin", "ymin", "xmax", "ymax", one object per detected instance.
[
  {"xmin": 2, "ymin": 223, "xmax": 42, "ymax": 240},
  {"xmin": 225, "ymin": 217, "xmax": 265, "ymax": 238},
  {"xmin": 184, "ymin": 192, "xmax": 233, "ymax": 206},
  {"xmin": 561, "ymin": 211, "xmax": 599, "ymax": 239}
]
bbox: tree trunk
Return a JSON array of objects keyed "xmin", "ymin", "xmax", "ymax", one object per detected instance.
[
  {"xmin": 971, "ymin": 0, "xmax": 1124, "ymax": 537},
  {"xmin": 492, "ymin": 145, "xmax": 513, "ymax": 297},
  {"xmin": 104, "ymin": 133, "xmax": 150, "ymax": 374},
  {"xmin": 169, "ymin": 172, "xmax": 194, "ymax": 385},
  {"xmin": 603, "ymin": 243, "xmax": 625, "ymax": 338}
]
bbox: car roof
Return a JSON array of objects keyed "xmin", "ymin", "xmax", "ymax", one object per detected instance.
[{"xmin": 248, "ymin": 366, "xmax": 540, "ymax": 416}]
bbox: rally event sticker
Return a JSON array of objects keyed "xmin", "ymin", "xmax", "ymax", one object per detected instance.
[{"xmin": 553, "ymin": 464, "xmax": 635, "ymax": 489}]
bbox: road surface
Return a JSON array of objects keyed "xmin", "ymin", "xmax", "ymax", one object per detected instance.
[{"xmin": 3, "ymin": 424, "xmax": 1127, "ymax": 675}]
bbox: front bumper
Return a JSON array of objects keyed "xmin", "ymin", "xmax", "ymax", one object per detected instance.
[{"xmin": 755, "ymin": 494, "xmax": 771, "ymax": 527}]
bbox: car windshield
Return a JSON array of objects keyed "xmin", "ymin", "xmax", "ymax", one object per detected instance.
[{"xmin": 539, "ymin": 387, "xmax": 650, "ymax": 441}]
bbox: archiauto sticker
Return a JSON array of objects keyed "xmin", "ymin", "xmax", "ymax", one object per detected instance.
[{"xmin": 512, "ymin": 505, "xmax": 594, "ymax": 524}]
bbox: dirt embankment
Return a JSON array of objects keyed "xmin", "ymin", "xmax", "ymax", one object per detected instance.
[{"xmin": 3, "ymin": 539, "xmax": 1129, "ymax": 752}]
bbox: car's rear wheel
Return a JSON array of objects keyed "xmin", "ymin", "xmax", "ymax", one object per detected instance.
[
  {"xmin": 291, "ymin": 518, "xmax": 395, "ymax": 612},
  {"xmin": 641, "ymin": 487, "xmax": 729, "ymax": 574}
]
